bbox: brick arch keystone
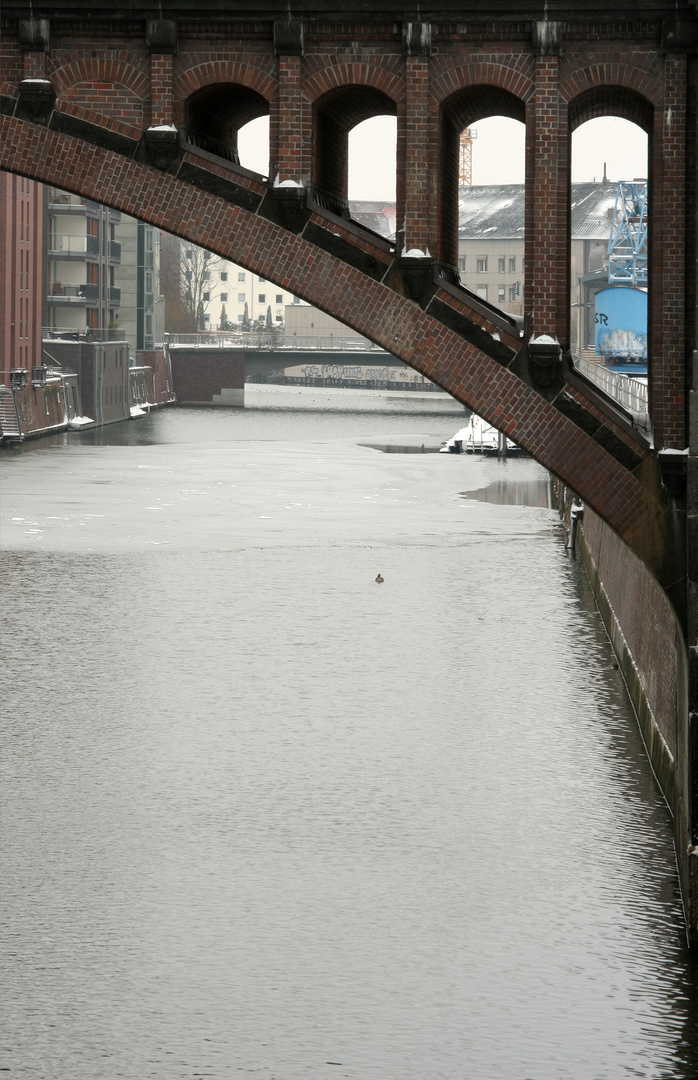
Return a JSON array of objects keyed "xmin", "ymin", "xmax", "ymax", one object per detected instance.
[{"xmin": 0, "ymin": 113, "xmax": 672, "ymax": 579}]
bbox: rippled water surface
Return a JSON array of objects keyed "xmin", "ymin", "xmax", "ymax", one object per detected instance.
[{"xmin": 1, "ymin": 390, "xmax": 695, "ymax": 1079}]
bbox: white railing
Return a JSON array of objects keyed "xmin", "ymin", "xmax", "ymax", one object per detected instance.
[
  {"xmin": 575, "ymin": 355, "xmax": 650, "ymax": 432},
  {"xmin": 166, "ymin": 332, "xmax": 387, "ymax": 352}
]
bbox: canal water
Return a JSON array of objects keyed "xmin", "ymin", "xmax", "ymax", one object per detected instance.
[{"xmin": 1, "ymin": 387, "xmax": 696, "ymax": 1080}]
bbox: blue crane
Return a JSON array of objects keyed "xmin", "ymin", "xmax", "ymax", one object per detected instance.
[{"xmin": 607, "ymin": 181, "xmax": 648, "ymax": 286}]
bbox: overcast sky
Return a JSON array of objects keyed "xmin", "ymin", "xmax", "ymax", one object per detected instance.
[{"xmin": 237, "ymin": 114, "xmax": 648, "ymax": 199}]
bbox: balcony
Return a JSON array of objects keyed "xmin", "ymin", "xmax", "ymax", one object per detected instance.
[
  {"xmin": 48, "ymin": 283, "xmax": 96, "ymax": 304},
  {"xmin": 47, "ymin": 234, "xmax": 100, "ymax": 258},
  {"xmin": 48, "ymin": 191, "xmax": 87, "ymax": 214}
]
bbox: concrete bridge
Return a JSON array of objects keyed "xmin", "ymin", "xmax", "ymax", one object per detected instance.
[{"xmin": 1, "ymin": 0, "xmax": 697, "ymax": 932}]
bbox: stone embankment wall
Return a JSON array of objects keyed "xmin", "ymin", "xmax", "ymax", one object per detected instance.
[
  {"xmin": 554, "ymin": 477, "xmax": 687, "ymax": 827},
  {"xmin": 170, "ymin": 349, "xmax": 245, "ymax": 406}
]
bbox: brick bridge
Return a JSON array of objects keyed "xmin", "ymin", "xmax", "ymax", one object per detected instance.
[{"xmin": 1, "ymin": 1, "xmax": 697, "ymax": 926}]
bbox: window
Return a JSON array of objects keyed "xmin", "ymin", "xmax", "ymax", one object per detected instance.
[
  {"xmin": 185, "ymin": 270, "xmax": 192, "ymax": 281},
  {"xmin": 476, "ymin": 286, "xmax": 488, "ymax": 300},
  {"xmin": 509, "ymin": 284, "xmax": 519, "ymax": 302},
  {"xmin": 476, "ymin": 257, "xmax": 487, "ymax": 273},
  {"xmin": 258, "ymin": 294, "xmax": 265, "ymax": 303},
  {"xmin": 498, "ymin": 256, "xmax": 505, "ymax": 273},
  {"xmin": 293, "ymin": 296, "xmax": 300, "ymax": 305},
  {"xmin": 203, "ymin": 251, "xmax": 210, "ymax": 261},
  {"xmin": 238, "ymin": 272, "xmax": 245, "ymax": 281},
  {"xmin": 145, "ymin": 271, "xmax": 153, "ymax": 293},
  {"xmin": 204, "ymin": 271, "xmax": 211, "ymax": 281},
  {"xmin": 145, "ymin": 313, "xmax": 153, "ymax": 334},
  {"xmin": 220, "ymin": 293, "xmax": 228, "ymax": 302},
  {"xmin": 238, "ymin": 293, "xmax": 246, "ymax": 303},
  {"xmin": 221, "ymin": 272, "xmax": 228, "ymax": 281},
  {"xmin": 237, "ymin": 313, "xmax": 244, "ymax": 322},
  {"xmin": 458, "ymin": 256, "xmax": 466, "ymax": 271},
  {"xmin": 509, "ymin": 257, "xmax": 516, "ymax": 273},
  {"xmin": 146, "ymin": 230, "xmax": 153, "ymax": 251},
  {"xmin": 276, "ymin": 315, "xmax": 283, "ymax": 322},
  {"xmin": 276, "ymin": 294, "xmax": 283, "ymax": 304},
  {"xmin": 259, "ymin": 276, "xmax": 266, "ymax": 283},
  {"xmin": 203, "ymin": 292, "xmax": 210, "ymax": 302},
  {"xmin": 498, "ymin": 286, "xmax": 506, "ymax": 302}
]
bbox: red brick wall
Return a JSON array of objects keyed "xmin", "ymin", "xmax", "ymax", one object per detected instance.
[{"xmin": 170, "ymin": 350, "xmax": 245, "ymax": 403}]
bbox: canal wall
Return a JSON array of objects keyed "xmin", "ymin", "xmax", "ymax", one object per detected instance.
[
  {"xmin": 556, "ymin": 478, "xmax": 692, "ymax": 923},
  {"xmin": 169, "ymin": 349, "xmax": 245, "ymax": 406}
]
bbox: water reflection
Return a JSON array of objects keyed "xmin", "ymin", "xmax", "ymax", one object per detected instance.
[{"xmin": 462, "ymin": 477, "xmax": 553, "ymax": 507}]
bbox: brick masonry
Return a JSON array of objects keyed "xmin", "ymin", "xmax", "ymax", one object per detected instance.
[
  {"xmin": 170, "ymin": 349, "xmax": 245, "ymax": 405},
  {"xmin": 0, "ymin": 10, "xmax": 694, "ymax": 553}
]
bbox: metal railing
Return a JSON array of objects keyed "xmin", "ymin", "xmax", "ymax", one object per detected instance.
[
  {"xmin": 181, "ymin": 126, "xmax": 240, "ymax": 165},
  {"xmin": 48, "ymin": 234, "xmax": 99, "ymax": 256},
  {"xmin": 166, "ymin": 332, "xmax": 387, "ymax": 352},
  {"xmin": 42, "ymin": 327, "xmax": 127, "ymax": 342},
  {"xmin": 574, "ymin": 355, "xmax": 650, "ymax": 432}
]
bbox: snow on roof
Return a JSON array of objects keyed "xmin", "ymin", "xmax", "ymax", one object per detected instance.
[
  {"xmin": 349, "ymin": 181, "xmax": 620, "ymax": 243},
  {"xmin": 458, "ymin": 181, "xmax": 619, "ymax": 240}
]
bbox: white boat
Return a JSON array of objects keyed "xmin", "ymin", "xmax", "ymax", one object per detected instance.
[{"xmin": 439, "ymin": 414, "xmax": 521, "ymax": 455}]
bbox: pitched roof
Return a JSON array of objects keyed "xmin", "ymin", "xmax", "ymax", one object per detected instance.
[
  {"xmin": 349, "ymin": 181, "xmax": 625, "ymax": 243},
  {"xmin": 457, "ymin": 181, "xmax": 621, "ymax": 241}
]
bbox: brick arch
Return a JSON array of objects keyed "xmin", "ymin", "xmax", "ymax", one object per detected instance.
[
  {"xmin": 303, "ymin": 63, "xmax": 403, "ymax": 109},
  {"xmin": 59, "ymin": 81, "xmax": 146, "ymax": 128},
  {"xmin": 438, "ymin": 84, "xmax": 527, "ymax": 266},
  {"xmin": 175, "ymin": 61, "xmax": 278, "ymax": 108},
  {"xmin": 567, "ymin": 85, "xmax": 655, "ymax": 133},
  {"xmin": 312, "ymin": 84, "xmax": 397, "ymax": 201},
  {"xmin": 51, "ymin": 57, "xmax": 150, "ymax": 101},
  {"xmin": 1, "ymin": 114, "xmax": 669, "ymax": 576},
  {"xmin": 560, "ymin": 65, "xmax": 663, "ymax": 116},
  {"xmin": 185, "ymin": 83, "xmax": 270, "ymax": 158},
  {"xmin": 430, "ymin": 61, "xmax": 535, "ymax": 110}
]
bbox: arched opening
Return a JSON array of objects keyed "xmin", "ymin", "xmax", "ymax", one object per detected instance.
[
  {"xmin": 237, "ymin": 115, "xmax": 270, "ymax": 176},
  {"xmin": 439, "ymin": 86, "xmax": 526, "ymax": 275},
  {"xmin": 569, "ymin": 93, "xmax": 650, "ymax": 401},
  {"xmin": 313, "ymin": 86, "xmax": 397, "ymax": 219},
  {"xmin": 348, "ymin": 115, "xmax": 397, "ymax": 203},
  {"xmin": 185, "ymin": 84, "xmax": 270, "ymax": 172}
]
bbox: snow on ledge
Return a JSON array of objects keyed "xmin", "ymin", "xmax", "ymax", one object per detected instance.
[
  {"xmin": 529, "ymin": 333, "xmax": 559, "ymax": 345},
  {"xmin": 402, "ymin": 247, "xmax": 431, "ymax": 258},
  {"xmin": 68, "ymin": 415, "xmax": 93, "ymax": 428},
  {"xmin": 148, "ymin": 123, "xmax": 177, "ymax": 132},
  {"xmin": 274, "ymin": 177, "xmax": 304, "ymax": 188}
]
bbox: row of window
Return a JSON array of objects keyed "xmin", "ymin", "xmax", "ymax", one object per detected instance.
[
  {"xmin": 475, "ymin": 284, "xmax": 521, "ymax": 303},
  {"xmin": 459, "ymin": 256, "xmax": 523, "ymax": 274},
  {"xmin": 200, "ymin": 291, "xmax": 286, "ymax": 304}
]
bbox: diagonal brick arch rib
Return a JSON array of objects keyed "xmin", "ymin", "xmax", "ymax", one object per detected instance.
[{"xmin": 0, "ymin": 114, "xmax": 672, "ymax": 582}]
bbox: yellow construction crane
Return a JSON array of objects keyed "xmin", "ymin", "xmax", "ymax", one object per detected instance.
[{"xmin": 458, "ymin": 127, "xmax": 477, "ymax": 186}]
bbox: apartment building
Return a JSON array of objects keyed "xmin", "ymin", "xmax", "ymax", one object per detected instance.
[
  {"xmin": 0, "ymin": 172, "xmax": 46, "ymax": 384},
  {"xmin": 46, "ymin": 189, "xmax": 164, "ymax": 359}
]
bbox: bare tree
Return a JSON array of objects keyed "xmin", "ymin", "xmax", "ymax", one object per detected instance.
[{"xmin": 180, "ymin": 242, "xmax": 225, "ymax": 331}]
